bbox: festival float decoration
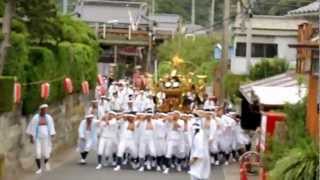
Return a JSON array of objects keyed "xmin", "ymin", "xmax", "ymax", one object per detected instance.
[
  {"xmin": 153, "ymin": 55, "xmax": 207, "ymax": 113},
  {"xmin": 13, "ymin": 82, "xmax": 21, "ymax": 104},
  {"xmin": 63, "ymin": 78, "xmax": 73, "ymax": 94}
]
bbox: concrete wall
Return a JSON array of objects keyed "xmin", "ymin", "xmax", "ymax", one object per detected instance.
[
  {"xmin": 231, "ymin": 35, "xmax": 297, "ymax": 75},
  {"xmin": 0, "ymin": 94, "xmax": 89, "ymax": 180}
]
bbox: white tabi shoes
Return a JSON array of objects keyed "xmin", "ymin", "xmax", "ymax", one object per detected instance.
[
  {"xmin": 113, "ymin": 165, "xmax": 121, "ymax": 171},
  {"xmin": 96, "ymin": 164, "xmax": 102, "ymax": 170},
  {"xmin": 35, "ymin": 169, "xmax": 42, "ymax": 175}
]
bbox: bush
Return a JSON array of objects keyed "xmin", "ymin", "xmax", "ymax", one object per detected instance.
[
  {"xmin": 263, "ymin": 100, "xmax": 319, "ymax": 179},
  {"xmin": 0, "ymin": 76, "xmax": 15, "ymax": 112},
  {"xmin": 223, "ymin": 73, "xmax": 249, "ymax": 103},
  {"xmin": 249, "ymin": 58, "xmax": 289, "ymax": 80},
  {"xmin": 2, "ymin": 16, "xmax": 100, "ymax": 114}
]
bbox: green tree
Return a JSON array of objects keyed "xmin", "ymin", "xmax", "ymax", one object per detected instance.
[
  {"xmin": 252, "ymin": 0, "xmax": 314, "ymax": 15},
  {"xmin": 157, "ymin": 35, "xmax": 219, "ymax": 83},
  {"xmin": 16, "ymin": 0, "xmax": 59, "ymax": 43}
]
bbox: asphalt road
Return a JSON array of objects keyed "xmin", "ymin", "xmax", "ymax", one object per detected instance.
[{"xmin": 30, "ymin": 153, "xmax": 229, "ymax": 180}]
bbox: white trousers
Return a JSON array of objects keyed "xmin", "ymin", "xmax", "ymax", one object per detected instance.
[
  {"xmin": 155, "ymin": 138, "xmax": 167, "ymax": 156},
  {"xmin": 35, "ymin": 137, "xmax": 51, "ymax": 159},
  {"xmin": 98, "ymin": 137, "xmax": 117, "ymax": 156},
  {"xmin": 117, "ymin": 139, "xmax": 138, "ymax": 158},
  {"xmin": 139, "ymin": 139, "xmax": 156, "ymax": 158},
  {"xmin": 166, "ymin": 140, "xmax": 185, "ymax": 158}
]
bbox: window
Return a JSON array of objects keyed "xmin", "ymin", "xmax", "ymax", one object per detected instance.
[
  {"xmin": 236, "ymin": 43, "xmax": 246, "ymax": 57},
  {"xmin": 252, "ymin": 43, "xmax": 278, "ymax": 58},
  {"xmin": 235, "ymin": 42, "xmax": 278, "ymax": 58}
]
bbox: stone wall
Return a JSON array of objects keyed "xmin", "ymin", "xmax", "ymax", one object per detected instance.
[{"xmin": 0, "ymin": 93, "xmax": 90, "ymax": 180}]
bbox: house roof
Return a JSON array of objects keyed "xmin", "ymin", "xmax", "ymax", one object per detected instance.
[
  {"xmin": 74, "ymin": 0, "xmax": 148, "ymax": 24},
  {"xmin": 150, "ymin": 14, "xmax": 181, "ymax": 34},
  {"xmin": 288, "ymin": 1, "xmax": 320, "ymax": 16},
  {"xmin": 149, "ymin": 14, "xmax": 181, "ymax": 23},
  {"xmin": 233, "ymin": 15, "xmax": 307, "ymax": 33},
  {"xmin": 240, "ymin": 72, "xmax": 306, "ymax": 105},
  {"xmin": 184, "ymin": 24, "xmax": 207, "ymax": 34}
]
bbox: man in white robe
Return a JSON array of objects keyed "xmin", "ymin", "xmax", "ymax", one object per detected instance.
[
  {"xmin": 78, "ymin": 114, "xmax": 99, "ymax": 165},
  {"xmin": 26, "ymin": 104, "xmax": 56, "ymax": 174},
  {"xmin": 114, "ymin": 114, "xmax": 139, "ymax": 171},
  {"xmin": 96, "ymin": 112, "xmax": 118, "ymax": 170},
  {"xmin": 188, "ymin": 122, "xmax": 211, "ymax": 180},
  {"xmin": 137, "ymin": 114, "xmax": 157, "ymax": 172}
]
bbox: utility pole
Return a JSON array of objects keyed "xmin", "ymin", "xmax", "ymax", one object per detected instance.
[
  {"xmin": 151, "ymin": 0, "xmax": 155, "ymax": 15},
  {"xmin": 245, "ymin": 8, "xmax": 252, "ymax": 73},
  {"xmin": 191, "ymin": 0, "xmax": 195, "ymax": 25},
  {"xmin": 219, "ymin": 0, "xmax": 230, "ymax": 104},
  {"xmin": 62, "ymin": 0, "xmax": 68, "ymax": 15},
  {"xmin": 210, "ymin": 0, "xmax": 215, "ymax": 33},
  {"xmin": 0, "ymin": 0, "xmax": 15, "ymax": 75}
]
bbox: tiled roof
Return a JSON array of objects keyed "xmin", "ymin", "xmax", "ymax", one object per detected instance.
[
  {"xmin": 288, "ymin": 1, "xmax": 320, "ymax": 16},
  {"xmin": 239, "ymin": 71, "xmax": 305, "ymax": 105},
  {"xmin": 234, "ymin": 15, "xmax": 307, "ymax": 31},
  {"xmin": 74, "ymin": 0, "xmax": 148, "ymax": 24}
]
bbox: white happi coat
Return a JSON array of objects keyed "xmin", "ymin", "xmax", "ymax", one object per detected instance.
[
  {"xmin": 189, "ymin": 130, "xmax": 211, "ymax": 180},
  {"xmin": 138, "ymin": 120, "xmax": 157, "ymax": 158},
  {"xmin": 218, "ymin": 115, "xmax": 236, "ymax": 153},
  {"xmin": 26, "ymin": 114, "xmax": 56, "ymax": 159},
  {"xmin": 166, "ymin": 119, "xmax": 185, "ymax": 158},
  {"xmin": 117, "ymin": 120, "xmax": 138, "ymax": 158},
  {"xmin": 232, "ymin": 121, "xmax": 250, "ymax": 150},
  {"xmin": 110, "ymin": 97, "xmax": 123, "ymax": 112},
  {"xmin": 134, "ymin": 95, "xmax": 147, "ymax": 113},
  {"xmin": 203, "ymin": 100, "xmax": 215, "ymax": 111},
  {"xmin": 78, "ymin": 119, "xmax": 99, "ymax": 152},
  {"xmin": 209, "ymin": 117, "xmax": 220, "ymax": 153},
  {"xmin": 97, "ymin": 119, "xmax": 118, "ymax": 156},
  {"xmin": 154, "ymin": 119, "xmax": 168, "ymax": 156}
]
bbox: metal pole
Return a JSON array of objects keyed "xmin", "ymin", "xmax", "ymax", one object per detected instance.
[
  {"xmin": 152, "ymin": 0, "xmax": 155, "ymax": 15},
  {"xmin": 210, "ymin": 0, "xmax": 215, "ymax": 33},
  {"xmin": 246, "ymin": 12, "xmax": 252, "ymax": 74},
  {"xmin": 191, "ymin": 0, "xmax": 195, "ymax": 25},
  {"xmin": 220, "ymin": 0, "xmax": 230, "ymax": 104}
]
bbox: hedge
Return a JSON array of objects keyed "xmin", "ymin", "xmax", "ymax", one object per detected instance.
[
  {"xmin": 2, "ymin": 16, "xmax": 100, "ymax": 114},
  {"xmin": 0, "ymin": 76, "xmax": 15, "ymax": 113}
]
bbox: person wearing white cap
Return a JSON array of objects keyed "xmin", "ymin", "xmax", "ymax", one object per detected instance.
[
  {"xmin": 188, "ymin": 122, "xmax": 211, "ymax": 180},
  {"xmin": 144, "ymin": 95, "xmax": 155, "ymax": 113},
  {"xmin": 124, "ymin": 94, "xmax": 137, "ymax": 113},
  {"xmin": 26, "ymin": 104, "xmax": 56, "ymax": 174},
  {"xmin": 154, "ymin": 113, "xmax": 169, "ymax": 171},
  {"xmin": 137, "ymin": 113, "xmax": 157, "ymax": 172},
  {"xmin": 163, "ymin": 112, "xmax": 185, "ymax": 174},
  {"xmin": 114, "ymin": 114, "xmax": 139, "ymax": 171},
  {"xmin": 203, "ymin": 96, "xmax": 216, "ymax": 111},
  {"xmin": 99, "ymin": 96, "xmax": 111, "ymax": 114},
  {"xmin": 218, "ymin": 109, "xmax": 236, "ymax": 165},
  {"xmin": 95, "ymin": 112, "xmax": 119, "ymax": 170},
  {"xmin": 78, "ymin": 114, "xmax": 99, "ymax": 165},
  {"xmin": 135, "ymin": 91, "xmax": 147, "ymax": 113}
]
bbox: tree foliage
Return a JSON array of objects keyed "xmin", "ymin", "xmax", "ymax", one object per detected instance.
[
  {"xmin": 249, "ymin": 58, "xmax": 289, "ymax": 81},
  {"xmin": 1, "ymin": 1, "xmax": 100, "ymax": 114},
  {"xmin": 252, "ymin": 0, "xmax": 314, "ymax": 15},
  {"xmin": 157, "ymin": 35, "xmax": 219, "ymax": 83},
  {"xmin": 263, "ymin": 100, "xmax": 319, "ymax": 180}
]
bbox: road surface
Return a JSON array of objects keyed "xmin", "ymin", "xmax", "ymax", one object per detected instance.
[{"xmin": 24, "ymin": 149, "xmax": 240, "ymax": 180}]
